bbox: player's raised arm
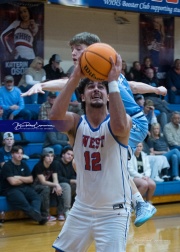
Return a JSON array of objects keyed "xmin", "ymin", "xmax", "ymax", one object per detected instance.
[
  {"xmin": 128, "ymin": 81, "xmax": 167, "ymax": 96},
  {"xmin": 108, "ymin": 55, "xmax": 132, "ymax": 145},
  {"xmin": 21, "ymin": 78, "xmax": 68, "ymax": 97}
]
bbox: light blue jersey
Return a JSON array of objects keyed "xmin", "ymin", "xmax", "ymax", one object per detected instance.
[{"xmin": 118, "ymin": 74, "xmax": 148, "ymax": 150}]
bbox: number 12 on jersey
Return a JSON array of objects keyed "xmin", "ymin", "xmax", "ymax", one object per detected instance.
[{"xmin": 84, "ymin": 151, "xmax": 102, "ymax": 171}]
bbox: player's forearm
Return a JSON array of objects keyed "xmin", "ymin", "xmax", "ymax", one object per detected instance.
[
  {"xmin": 41, "ymin": 79, "xmax": 68, "ymax": 92},
  {"xmin": 128, "ymin": 81, "xmax": 158, "ymax": 94}
]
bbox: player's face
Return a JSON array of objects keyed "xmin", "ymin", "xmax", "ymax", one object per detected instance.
[
  {"xmin": 71, "ymin": 44, "xmax": 87, "ymax": 65},
  {"xmin": 4, "ymin": 137, "xmax": 14, "ymax": 147},
  {"xmin": 12, "ymin": 149, "xmax": 23, "ymax": 162},
  {"xmin": 44, "ymin": 154, "xmax": 54, "ymax": 165},
  {"xmin": 62, "ymin": 150, "xmax": 74, "ymax": 164},
  {"xmin": 19, "ymin": 6, "xmax": 30, "ymax": 21},
  {"xmin": 82, "ymin": 81, "xmax": 108, "ymax": 109}
]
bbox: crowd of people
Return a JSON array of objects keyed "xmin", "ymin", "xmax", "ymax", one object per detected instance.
[
  {"xmin": 0, "ymin": 31, "xmax": 180, "ymax": 251},
  {"xmin": 0, "ymin": 131, "xmax": 76, "ymax": 224}
]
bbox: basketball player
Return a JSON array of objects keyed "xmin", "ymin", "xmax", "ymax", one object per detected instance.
[
  {"xmin": 21, "ymin": 32, "xmax": 166, "ymax": 226},
  {"xmin": 52, "ymin": 52, "xmax": 132, "ymax": 252}
]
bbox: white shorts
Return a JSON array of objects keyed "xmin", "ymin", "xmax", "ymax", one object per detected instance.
[{"xmin": 52, "ymin": 201, "xmax": 131, "ymax": 252}]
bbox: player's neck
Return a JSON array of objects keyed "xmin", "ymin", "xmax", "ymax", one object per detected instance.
[{"xmin": 86, "ymin": 107, "xmax": 108, "ymax": 128}]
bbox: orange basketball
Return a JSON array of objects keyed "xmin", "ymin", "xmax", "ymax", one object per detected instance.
[{"xmin": 80, "ymin": 43, "xmax": 117, "ymax": 81}]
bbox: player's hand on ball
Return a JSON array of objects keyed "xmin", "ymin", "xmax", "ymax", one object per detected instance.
[{"xmin": 108, "ymin": 54, "xmax": 122, "ymax": 82}]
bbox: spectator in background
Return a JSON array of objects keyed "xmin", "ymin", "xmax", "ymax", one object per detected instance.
[
  {"xmin": 166, "ymin": 59, "xmax": 180, "ymax": 104},
  {"xmin": 148, "ymin": 123, "xmax": 180, "ymax": 181},
  {"xmin": 32, "ymin": 147, "xmax": 70, "ymax": 221},
  {"xmin": 128, "ymin": 61, "xmax": 143, "ymax": 82},
  {"xmin": 141, "ymin": 56, "xmax": 157, "ymax": 77},
  {"xmin": 43, "ymin": 132, "xmax": 71, "ymax": 156},
  {"xmin": 0, "ymin": 5, "xmax": 38, "ymax": 60},
  {"xmin": 142, "ymin": 141, "xmax": 170, "ymax": 183},
  {"xmin": 18, "ymin": 57, "xmax": 46, "ymax": 104},
  {"xmin": 0, "ymin": 132, "xmax": 29, "ymax": 169},
  {"xmin": 128, "ymin": 142, "xmax": 156, "ymax": 202},
  {"xmin": 121, "ymin": 59, "xmax": 128, "ymax": 78},
  {"xmin": 56, "ymin": 146, "xmax": 76, "ymax": 209},
  {"xmin": 134, "ymin": 94, "xmax": 145, "ymax": 109},
  {"xmin": 0, "ymin": 106, "xmax": 3, "ymax": 120},
  {"xmin": 0, "ymin": 132, "xmax": 14, "ymax": 168},
  {"xmin": 163, "ymin": 111, "xmax": 180, "ymax": 151},
  {"xmin": 0, "ymin": 145, "xmax": 47, "ymax": 225},
  {"xmin": 143, "ymin": 99, "xmax": 157, "ymax": 132},
  {"xmin": 38, "ymin": 92, "xmax": 57, "ymax": 120},
  {"xmin": 141, "ymin": 68, "xmax": 172, "ymax": 121},
  {"xmin": 0, "ymin": 75, "xmax": 32, "ymax": 120},
  {"xmin": 43, "ymin": 54, "xmax": 67, "ymax": 80}
]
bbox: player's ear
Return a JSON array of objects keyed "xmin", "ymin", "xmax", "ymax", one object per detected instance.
[{"xmin": 81, "ymin": 94, "xmax": 85, "ymax": 102}]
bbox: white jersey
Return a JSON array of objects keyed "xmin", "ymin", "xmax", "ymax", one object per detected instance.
[{"xmin": 73, "ymin": 114, "xmax": 132, "ymax": 210}]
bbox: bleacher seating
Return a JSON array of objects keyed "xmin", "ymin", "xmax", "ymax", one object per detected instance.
[{"xmin": 23, "ymin": 132, "xmax": 45, "ymax": 156}]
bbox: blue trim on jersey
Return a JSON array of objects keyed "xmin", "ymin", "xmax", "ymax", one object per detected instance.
[
  {"xmin": 84, "ymin": 114, "xmax": 110, "ymax": 132},
  {"xmin": 107, "ymin": 121, "xmax": 128, "ymax": 149},
  {"xmin": 76, "ymin": 116, "xmax": 83, "ymax": 131}
]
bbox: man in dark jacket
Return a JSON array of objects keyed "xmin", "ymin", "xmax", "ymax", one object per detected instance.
[
  {"xmin": 57, "ymin": 146, "xmax": 76, "ymax": 209},
  {"xmin": 1, "ymin": 145, "xmax": 47, "ymax": 225},
  {"xmin": 43, "ymin": 54, "xmax": 67, "ymax": 80}
]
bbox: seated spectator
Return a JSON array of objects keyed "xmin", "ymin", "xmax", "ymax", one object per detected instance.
[
  {"xmin": 121, "ymin": 59, "xmax": 128, "ymax": 78},
  {"xmin": 148, "ymin": 123, "xmax": 180, "ymax": 181},
  {"xmin": 0, "ymin": 105, "xmax": 3, "ymax": 120},
  {"xmin": 141, "ymin": 68, "xmax": 172, "ymax": 121},
  {"xmin": 0, "ymin": 75, "xmax": 32, "ymax": 120},
  {"xmin": 43, "ymin": 131, "xmax": 71, "ymax": 156},
  {"xmin": 128, "ymin": 61, "xmax": 143, "ymax": 82},
  {"xmin": 0, "ymin": 145, "xmax": 47, "ymax": 225},
  {"xmin": 43, "ymin": 54, "xmax": 67, "ymax": 80},
  {"xmin": 134, "ymin": 94, "xmax": 145, "ymax": 109},
  {"xmin": 166, "ymin": 59, "xmax": 180, "ymax": 104},
  {"xmin": 56, "ymin": 146, "xmax": 76, "ymax": 208},
  {"xmin": 38, "ymin": 92, "xmax": 57, "ymax": 120},
  {"xmin": 32, "ymin": 147, "xmax": 70, "ymax": 221},
  {"xmin": 142, "ymin": 141, "xmax": 170, "ymax": 182},
  {"xmin": 163, "ymin": 111, "xmax": 180, "ymax": 152},
  {"xmin": 128, "ymin": 142, "xmax": 156, "ymax": 202},
  {"xmin": 18, "ymin": 57, "xmax": 46, "ymax": 104},
  {"xmin": 143, "ymin": 99, "xmax": 157, "ymax": 131},
  {"xmin": 141, "ymin": 56, "xmax": 157, "ymax": 77},
  {"xmin": 0, "ymin": 132, "xmax": 14, "ymax": 168},
  {"xmin": 0, "ymin": 132, "xmax": 29, "ymax": 169}
]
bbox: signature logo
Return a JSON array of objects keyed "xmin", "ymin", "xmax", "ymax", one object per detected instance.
[{"xmin": 12, "ymin": 121, "xmax": 55, "ymax": 130}]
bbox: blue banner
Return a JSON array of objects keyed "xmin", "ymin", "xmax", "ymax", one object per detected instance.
[{"xmin": 49, "ymin": 0, "xmax": 180, "ymax": 16}]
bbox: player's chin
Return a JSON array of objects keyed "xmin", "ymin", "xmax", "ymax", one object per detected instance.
[{"xmin": 90, "ymin": 102, "xmax": 103, "ymax": 108}]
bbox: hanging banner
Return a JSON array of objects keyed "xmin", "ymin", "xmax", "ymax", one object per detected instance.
[
  {"xmin": 139, "ymin": 14, "xmax": 174, "ymax": 80},
  {"xmin": 49, "ymin": 0, "xmax": 180, "ymax": 17},
  {"xmin": 0, "ymin": 1, "xmax": 44, "ymax": 85}
]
